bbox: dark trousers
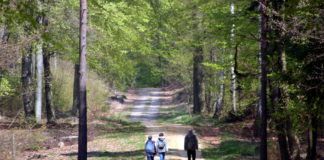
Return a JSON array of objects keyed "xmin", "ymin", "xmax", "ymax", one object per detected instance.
[{"xmin": 187, "ymin": 150, "xmax": 196, "ymax": 160}]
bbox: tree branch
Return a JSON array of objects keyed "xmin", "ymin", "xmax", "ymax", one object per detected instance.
[{"xmin": 234, "ymin": 44, "xmax": 259, "ymax": 78}]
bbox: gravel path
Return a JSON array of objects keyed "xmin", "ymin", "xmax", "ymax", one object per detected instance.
[{"xmin": 129, "ymin": 88, "xmax": 204, "ymax": 160}]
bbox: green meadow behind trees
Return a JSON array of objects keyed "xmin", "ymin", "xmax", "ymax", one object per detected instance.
[{"xmin": 0, "ymin": 0, "xmax": 323, "ymax": 159}]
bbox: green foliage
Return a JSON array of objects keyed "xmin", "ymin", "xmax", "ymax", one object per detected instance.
[{"xmin": 0, "ymin": 76, "xmax": 13, "ymax": 97}]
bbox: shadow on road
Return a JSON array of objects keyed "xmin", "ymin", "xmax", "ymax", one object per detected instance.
[{"xmin": 61, "ymin": 148, "xmax": 188, "ymax": 158}]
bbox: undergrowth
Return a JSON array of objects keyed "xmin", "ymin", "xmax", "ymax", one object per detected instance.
[{"xmin": 53, "ymin": 60, "xmax": 109, "ymax": 117}]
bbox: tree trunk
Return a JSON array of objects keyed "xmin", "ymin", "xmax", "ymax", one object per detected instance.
[
  {"xmin": 72, "ymin": 64, "xmax": 80, "ymax": 116},
  {"xmin": 306, "ymin": 116, "xmax": 317, "ymax": 160},
  {"xmin": 276, "ymin": 123, "xmax": 290, "ymax": 160},
  {"xmin": 78, "ymin": 0, "xmax": 88, "ymax": 159},
  {"xmin": 254, "ymin": 10, "xmax": 262, "ymax": 138},
  {"xmin": 230, "ymin": 1, "xmax": 236, "ymax": 112},
  {"xmin": 286, "ymin": 117, "xmax": 301, "ymax": 159},
  {"xmin": 281, "ymin": 49, "xmax": 301, "ymax": 159},
  {"xmin": 271, "ymin": 84, "xmax": 290, "ymax": 160},
  {"xmin": 21, "ymin": 49, "xmax": 34, "ymax": 120},
  {"xmin": 213, "ymin": 69, "xmax": 224, "ymax": 119},
  {"xmin": 193, "ymin": 45, "xmax": 203, "ymax": 114},
  {"xmin": 260, "ymin": 0, "xmax": 268, "ymax": 159},
  {"xmin": 0, "ymin": 25, "xmax": 5, "ymax": 44},
  {"xmin": 192, "ymin": 5, "xmax": 203, "ymax": 114},
  {"xmin": 35, "ymin": 41, "xmax": 43, "ymax": 123},
  {"xmin": 43, "ymin": 51, "xmax": 56, "ymax": 125},
  {"xmin": 35, "ymin": 0, "xmax": 45, "ymax": 124}
]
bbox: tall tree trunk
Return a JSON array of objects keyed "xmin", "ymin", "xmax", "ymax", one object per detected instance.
[
  {"xmin": 192, "ymin": 5, "xmax": 203, "ymax": 114},
  {"xmin": 22, "ymin": 49, "xmax": 34, "ymax": 120},
  {"xmin": 43, "ymin": 50, "xmax": 56, "ymax": 125},
  {"xmin": 286, "ymin": 117, "xmax": 301, "ymax": 159},
  {"xmin": 193, "ymin": 45, "xmax": 203, "ymax": 114},
  {"xmin": 0, "ymin": 24, "xmax": 7, "ymax": 83},
  {"xmin": 72, "ymin": 64, "xmax": 80, "ymax": 116},
  {"xmin": 213, "ymin": 69, "xmax": 224, "ymax": 119},
  {"xmin": 253, "ymin": 9, "xmax": 262, "ymax": 138},
  {"xmin": 35, "ymin": 0, "xmax": 45, "ymax": 124},
  {"xmin": 260, "ymin": 0, "xmax": 268, "ymax": 159},
  {"xmin": 35, "ymin": 40, "xmax": 43, "ymax": 123},
  {"xmin": 306, "ymin": 116, "xmax": 318, "ymax": 160},
  {"xmin": 280, "ymin": 49, "xmax": 301, "ymax": 159},
  {"xmin": 271, "ymin": 83, "xmax": 290, "ymax": 160},
  {"xmin": 78, "ymin": 0, "xmax": 88, "ymax": 159},
  {"xmin": 230, "ymin": 1, "xmax": 236, "ymax": 112}
]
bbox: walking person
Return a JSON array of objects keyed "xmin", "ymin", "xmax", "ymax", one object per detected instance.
[
  {"xmin": 184, "ymin": 129, "xmax": 198, "ymax": 160},
  {"xmin": 152, "ymin": 140, "xmax": 157, "ymax": 160},
  {"xmin": 156, "ymin": 133, "xmax": 168, "ymax": 160},
  {"xmin": 145, "ymin": 135, "xmax": 156, "ymax": 160}
]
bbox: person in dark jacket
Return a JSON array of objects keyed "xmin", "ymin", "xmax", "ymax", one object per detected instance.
[{"xmin": 184, "ymin": 128, "xmax": 198, "ymax": 160}]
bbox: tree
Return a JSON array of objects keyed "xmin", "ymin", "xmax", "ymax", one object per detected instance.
[
  {"xmin": 192, "ymin": 4, "xmax": 204, "ymax": 114},
  {"xmin": 78, "ymin": 0, "xmax": 88, "ymax": 159},
  {"xmin": 229, "ymin": 1, "xmax": 236, "ymax": 112},
  {"xmin": 35, "ymin": 41, "xmax": 43, "ymax": 123},
  {"xmin": 21, "ymin": 48, "xmax": 34, "ymax": 120},
  {"xmin": 72, "ymin": 64, "xmax": 80, "ymax": 116},
  {"xmin": 43, "ymin": 48, "xmax": 56, "ymax": 124},
  {"xmin": 35, "ymin": 0, "xmax": 45, "ymax": 124},
  {"xmin": 259, "ymin": 0, "xmax": 268, "ymax": 159}
]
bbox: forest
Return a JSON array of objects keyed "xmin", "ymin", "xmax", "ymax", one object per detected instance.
[{"xmin": 0, "ymin": 0, "xmax": 323, "ymax": 159}]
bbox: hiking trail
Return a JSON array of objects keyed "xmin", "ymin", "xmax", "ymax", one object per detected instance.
[{"xmin": 129, "ymin": 88, "xmax": 204, "ymax": 160}]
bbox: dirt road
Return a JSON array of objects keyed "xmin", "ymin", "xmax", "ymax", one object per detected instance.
[{"xmin": 129, "ymin": 88, "xmax": 204, "ymax": 160}]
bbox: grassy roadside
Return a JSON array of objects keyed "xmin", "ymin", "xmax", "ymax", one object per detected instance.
[
  {"xmin": 157, "ymin": 104, "xmax": 259, "ymax": 160},
  {"xmin": 45, "ymin": 112, "xmax": 147, "ymax": 160},
  {"xmin": 157, "ymin": 104, "xmax": 214, "ymax": 126},
  {"xmin": 201, "ymin": 131, "xmax": 259, "ymax": 160},
  {"xmin": 90, "ymin": 112, "xmax": 146, "ymax": 160}
]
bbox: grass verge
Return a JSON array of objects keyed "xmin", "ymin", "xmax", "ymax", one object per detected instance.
[
  {"xmin": 202, "ymin": 131, "xmax": 259, "ymax": 160},
  {"xmin": 89, "ymin": 112, "xmax": 146, "ymax": 160},
  {"xmin": 157, "ymin": 104, "xmax": 214, "ymax": 126}
]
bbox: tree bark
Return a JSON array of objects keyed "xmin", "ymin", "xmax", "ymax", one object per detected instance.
[
  {"xmin": 286, "ymin": 117, "xmax": 301, "ymax": 159},
  {"xmin": 72, "ymin": 64, "xmax": 80, "ymax": 116},
  {"xmin": 43, "ymin": 50, "xmax": 56, "ymax": 124},
  {"xmin": 281, "ymin": 49, "xmax": 301, "ymax": 160},
  {"xmin": 260, "ymin": 0, "xmax": 268, "ymax": 159},
  {"xmin": 22, "ymin": 49, "xmax": 34, "ymax": 120},
  {"xmin": 35, "ymin": 41, "xmax": 43, "ymax": 123},
  {"xmin": 271, "ymin": 84, "xmax": 290, "ymax": 160},
  {"xmin": 306, "ymin": 116, "xmax": 317, "ymax": 160},
  {"xmin": 35, "ymin": 0, "xmax": 45, "ymax": 124},
  {"xmin": 230, "ymin": 1, "xmax": 236, "ymax": 112},
  {"xmin": 192, "ymin": 5, "xmax": 203, "ymax": 114},
  {"xmin": 193, "ymin": 45, "xmax": 203, "ymax": 114},
  {"xmin": 78, "ymin": 0, "xmax": 88, "ymax": 159},
  {"xmin": 213, "ymin": 69, "xmax": 224, "ymax": 119}
]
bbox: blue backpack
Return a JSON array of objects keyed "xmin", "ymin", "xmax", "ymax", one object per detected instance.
[{"xmin": 145, "ymin": 141, "xmax": 155, "ymax": 153}]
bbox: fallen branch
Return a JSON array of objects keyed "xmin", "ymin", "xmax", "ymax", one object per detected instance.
[{"xmin": 8, "ymin": 108, "xmax": 23, "ymax": 129}]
